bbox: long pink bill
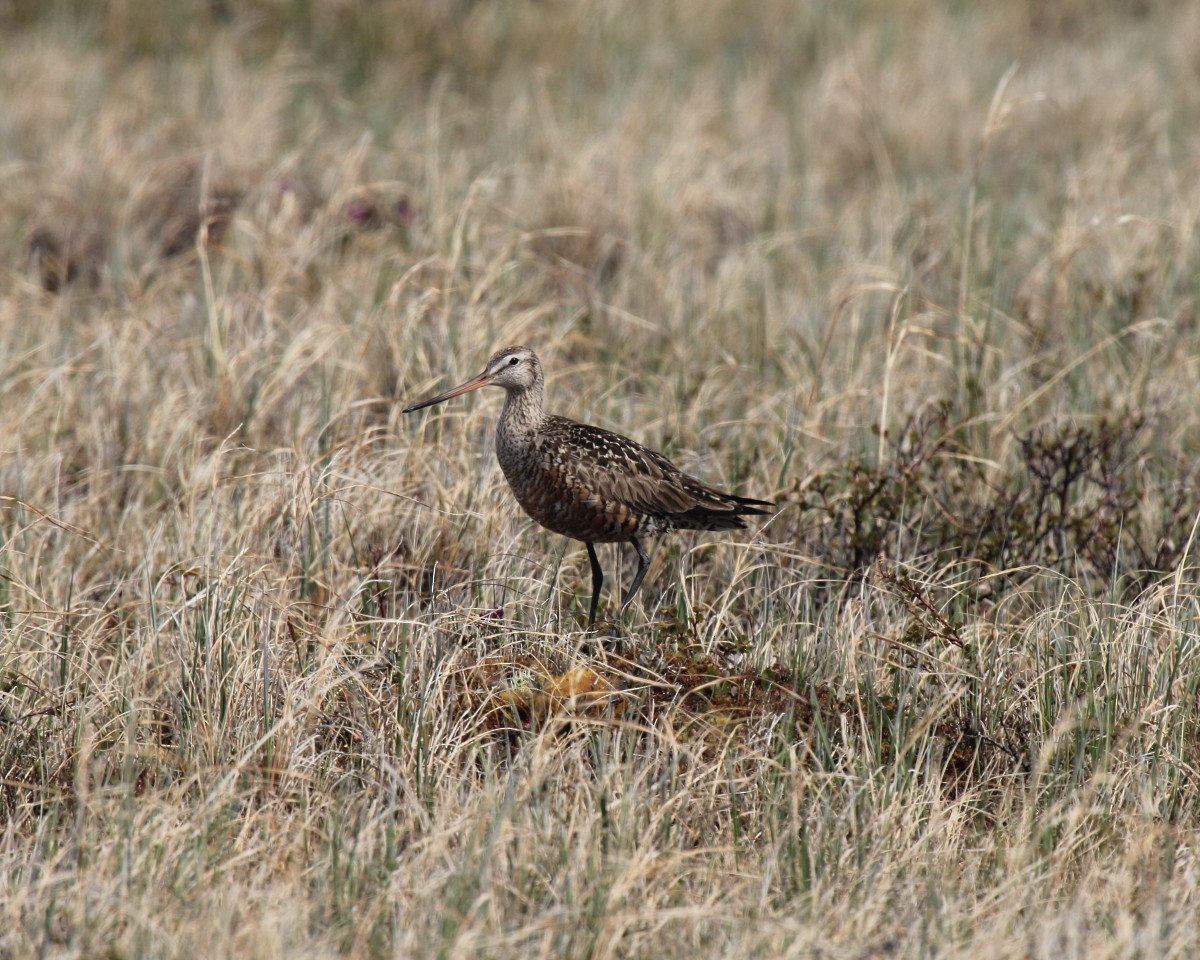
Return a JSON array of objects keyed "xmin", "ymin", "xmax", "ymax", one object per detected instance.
[{"xmin": 402, "ymin": 370, "xmax": 493, "ymax": 413}]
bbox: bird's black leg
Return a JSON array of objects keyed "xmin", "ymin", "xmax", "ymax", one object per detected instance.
[
  {"xmin": 586, "ymin": 542, "xmax": 604, "ymax": 628},
  {"xmin": 619, "ymin": 537, "xmax": 651, "ymax": 617}
]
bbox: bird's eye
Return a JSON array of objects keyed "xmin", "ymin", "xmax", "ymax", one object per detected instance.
[{"xmin": 508, "ymin": 356, "xmax": 519, "ymax": 365}]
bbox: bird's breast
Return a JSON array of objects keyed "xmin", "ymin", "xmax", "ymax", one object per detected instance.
[{"xmin": 495, "ymin": 436, "xmax": 646, "ymax": 543}]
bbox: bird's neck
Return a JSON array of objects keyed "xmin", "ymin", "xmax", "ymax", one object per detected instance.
[{"xmin": 498, "ymin": 381, "xmax": 545, "ymax": 438}]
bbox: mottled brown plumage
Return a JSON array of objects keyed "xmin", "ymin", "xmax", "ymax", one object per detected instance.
[{"xmin": 403, "ymin": 345, "xmax": 772, "ymax": 626}]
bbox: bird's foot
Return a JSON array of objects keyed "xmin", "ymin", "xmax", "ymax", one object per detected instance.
[{"xmin": 582, "ymin": 619, "xmax": 626, "ymax": 657}]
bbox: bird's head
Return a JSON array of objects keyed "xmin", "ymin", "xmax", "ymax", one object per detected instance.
[{"xmin": 402, "ymin": 345, "xmax": 541, "ymax": 413}]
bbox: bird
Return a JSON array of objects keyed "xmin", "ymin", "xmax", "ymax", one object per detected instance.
[{"xmin": 402, "ymin": 345, "xmax": 773, "ymax": 627}]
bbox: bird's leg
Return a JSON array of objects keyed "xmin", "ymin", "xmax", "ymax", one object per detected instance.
[
  {"xmin": 619, "ymin": 537, "xmax": 651, "ymax": 618},
  {"xmin": 586, "ymin": 542, "xmax": 604, "ymax": 628}
]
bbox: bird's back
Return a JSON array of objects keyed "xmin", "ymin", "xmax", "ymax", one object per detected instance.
[{"xmin": 496, "ymin": 414, "xmax": 771, "ymax": 544}]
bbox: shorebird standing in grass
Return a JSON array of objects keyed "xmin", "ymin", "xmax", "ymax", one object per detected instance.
[{"xmin": 403, "ymin": 346, "xmax": 773, "ymax": 627}]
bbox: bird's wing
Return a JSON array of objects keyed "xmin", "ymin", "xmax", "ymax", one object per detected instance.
[{"xmin": 537, "ymin": 416, "xmax": 743, "ymax": 517}]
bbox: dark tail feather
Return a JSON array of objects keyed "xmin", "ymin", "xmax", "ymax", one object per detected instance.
[
  {"xmin": 728, "ymin": 494, "xmax": 774, "ymax": 515},
  {"xmin": 677, "ymin": 493, "xmax": 774, "ymax": 531}
]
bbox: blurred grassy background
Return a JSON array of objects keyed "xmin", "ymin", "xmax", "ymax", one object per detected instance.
[{"xmin": 2, "ymin": 1, "xmax": 1200, "ymax": 957}]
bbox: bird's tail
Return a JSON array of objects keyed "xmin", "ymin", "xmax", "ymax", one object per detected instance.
[{"xmin": 676, "ymin": 493, "xmax": 774, "ymax": 531}]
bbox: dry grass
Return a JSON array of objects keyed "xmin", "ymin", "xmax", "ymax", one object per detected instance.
[{"xmin": 2, "ymin": 1, "xmax": 1200, "ymax": 957}]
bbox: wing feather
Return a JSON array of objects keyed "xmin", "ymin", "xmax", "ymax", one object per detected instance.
[{"xmin": 538, "ymin": 416, "xmax": 753, "ymax": 519}]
